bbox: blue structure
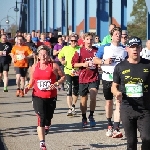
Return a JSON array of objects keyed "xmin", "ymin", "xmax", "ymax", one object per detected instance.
[
  {"xmin": 145, "ymin": 0, "xmax": 150, "ymax": 39},
  {"xmin": 121, "ymin": 0, "xmax": 127, "ymax": 30},
  {"xmin": 19, "ymin": 0, "xmax": 149, "ymax": 40}
]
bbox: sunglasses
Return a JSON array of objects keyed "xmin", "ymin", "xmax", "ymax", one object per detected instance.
[
  {"xmin": 121, "ymin": 36, "xmax": 127, "ymax": 39},
  {"xmin": 70, "ymin": 40, "xmax": 77, "ymax": 42}
]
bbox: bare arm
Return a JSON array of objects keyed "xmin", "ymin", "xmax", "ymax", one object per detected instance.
[
  {"xmin": 53, "ymin": 49, "xmax": 61, "ymax": 56},
  {"xmin": 28, "ymin": 64, "xmax": 36, "ymax": 88},
  {"xmin": 53, "ymin": 63, "xmax": 66, "ymax": 85}
]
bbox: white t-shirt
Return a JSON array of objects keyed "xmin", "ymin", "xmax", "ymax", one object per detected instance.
[
  {"xmin": 140, "ymin": 48, "xmax": 150, "ymax": 60},
  {"xmin": 101, "ymin": 44, "xmax": 127, "ymax": 81}
]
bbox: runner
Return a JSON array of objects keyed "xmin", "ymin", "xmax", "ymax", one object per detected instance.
[
  {"xmin": 92, "ymin": 35, "xmax": 101, "ymax": 48},
  {"xmin": 93, "ymin": 27, "xmax": 127, "ymax": 137},
  {"xmin": 10, "ymin": 35, "xmax": 33, "ymax": 97},
  {"xmin": 72, "ymin": 32, "xmax": 99, "ymax": 128},
  {"xmin": 101, "ymin": 24, "xmax": 116, "ymax": 45},
  {"xmin": 58, "ymin": 35, "xmax": 79, "ymax": 116},
  {"xmin": 53, "ymin": 36, "xmax": 65, "ymax": 90},
  {"xmin": 0, "ymin": 34, "xmax": 12, "ymax": 91},
  {"xmin": 111, "ymin": 36, "xmax": 150, "ymax": 150},
  {"xmin": 24, "ymin": 45, "xmax": 65, "ymax": 150},
  {"xmin": 121, "ymin": 30, "xmax": 128, "ymax": 46},
  {"xmin": 25, "ymin": 33, "xmax": 37, "ymax": 85},
  {"xmin": 140, "ymin": 40, "xmax": 150, "ymax": 60}
]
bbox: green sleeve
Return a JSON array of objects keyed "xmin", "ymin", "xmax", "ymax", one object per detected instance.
[
  {"xmin": 101, "ymin": 36, "xmax": 108, "ymax": 45},
  {"xmin": 58, "ymin": 47, "xmax": 65, "ymax": 59}
]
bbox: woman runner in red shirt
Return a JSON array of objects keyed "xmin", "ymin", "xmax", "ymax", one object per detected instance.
[{"xmin": 24, "ymin": 45, "xmax": 65, "ymax": 150}]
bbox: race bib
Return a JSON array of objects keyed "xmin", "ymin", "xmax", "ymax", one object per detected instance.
[
  {"xmin": 2, "ymin": 51, "xmax": 6, "ymax": 56},
  {"xmin": 16, "ymin": 54, "xmax": 25, "ymax": 60},
  {"xmin": 102, "ymin": 72, "xmax": 113, "ymax": 81},
  {"xmin": 71, "ymin": 69, "xmax": 79, "ymax": 76},
  {"xmin": 37, "ymin": 80, "xmax": 51, "ymax": 90},
  {"xmin": 88, "ymin": 61, "xmax": 96, "ymax": 70},
  {"xmin": 125, "ymin": 83, "xmax": 143, "ymax": 97}
]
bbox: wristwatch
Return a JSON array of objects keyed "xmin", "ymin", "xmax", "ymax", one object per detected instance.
[{"xmin": 101, "ymin": 59, "xmax": 105, "ymax": 65}]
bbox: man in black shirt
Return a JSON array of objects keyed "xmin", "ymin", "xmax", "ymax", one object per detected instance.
[
  {"xmin": 0, "ymin": 34, "xmax": 12, "ymax": 92},
  {"xmin": 111, "ymin": 36, "xmax": 150, "ymax": 150}
]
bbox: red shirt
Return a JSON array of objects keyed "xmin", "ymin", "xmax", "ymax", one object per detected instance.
[
  {"xmin": 32, "ymin": 62, "xmax": 57, "ymax": 98},
  {"xmin": 72, "ymin": 47, "xmax": 99, "ymax": 83}
]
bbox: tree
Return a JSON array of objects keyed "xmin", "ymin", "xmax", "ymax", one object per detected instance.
[
  {"xmin": 127, "ymin": 0, "xmax": 147, "ymax": 40},
  {"xmin": 6, "ymin": 24, "xmax": 18, "ymax": 38}
]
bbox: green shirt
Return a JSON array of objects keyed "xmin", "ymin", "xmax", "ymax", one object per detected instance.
[
  {"xmin": 58, "ymin": 45, "xmax": 80, "ymax": 75},
  {"xmin": 101, "ymin": 34, "xmax": 111, "ymax": 45}
]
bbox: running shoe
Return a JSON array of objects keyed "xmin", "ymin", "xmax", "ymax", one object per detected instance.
[
  {"xmin": 82, "ymin": 118, "xmax": 88, "ymax": 128},
  {"xmin": 106, "ymin": 126, "xmax": 113, "ymax": 137},
  {"xmin": 16, "ymin": 89, "xmax": 20, "ymax": 97},
  {"xmin": 67, "ymin": 109, "xmax": 72, "ymax": 116},
  {"xmin": 88, "ymin": 116, "xmax": 96, "ymax": 127},
  {"xmin": 112, "ymin": 129, "xmax": 123, "ymax": 138},
  {"xmin": 71, "ymin": 107, "xmax": 77, "ymax": 115},
  {"xmin": 3, "ymin": 87, "xmax": 8, "ymax": 92},
  {"xmin": 40, "ymin": 143, "xmax": 47, "ymax": 150},
  {"xmin": 19, "ymin": 90, "xmax": 24, "ymax": 97}
]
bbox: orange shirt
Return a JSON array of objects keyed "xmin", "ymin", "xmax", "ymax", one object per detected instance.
[{"xmin": 11, "ymin": 45, "xmax": 32, "ymax": 67}]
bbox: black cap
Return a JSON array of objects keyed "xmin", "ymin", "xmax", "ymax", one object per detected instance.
[{"xmin": 126, "ymin": 36, "xmax": 142, "ymax": 47}]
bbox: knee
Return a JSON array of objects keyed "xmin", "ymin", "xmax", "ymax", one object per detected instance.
[
  {"xmin": 106, "ymin": 101, "xmax": 113, "ymax": 107},
  {"xmin": 37, "ymin": 114, "xmax": 45, "ymax": 127},
  {"xmin": 73, "ymin": 87, "xmax": 79, "ymax": 96}
]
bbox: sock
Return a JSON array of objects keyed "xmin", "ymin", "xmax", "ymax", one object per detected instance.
[
  {"xmin": 89, "ymin": 111, "xmax": 94, "ymax": 117},
  {"xmin": 72, "ymin": 104, "xmax": 75, "ymax": 108},
  {"xmin": 114, "ymin": 122, "xmax": 120, "ymax": 131},
  {"xmin": 82, "ymin": 113, "xmax": 87, "ymax": 119},
  {"xmin": 40, "ymin": 140, "xmax": 45, "ymax": 147},
  {"xmin": 107, "ymin": 118, "xmax": 113, "ymax": 126},
  {"xmin": 4, "ymin": 87, "xmax": 7, "ymax": 90}
]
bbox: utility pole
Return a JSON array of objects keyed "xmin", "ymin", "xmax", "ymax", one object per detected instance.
[
  {"xmin": 42, "ymin": 0, "xmax": 44, "ymax": 32},
  {"xmin": 66, "ymin": 0, "xmax": 69, "ymax": 35}
]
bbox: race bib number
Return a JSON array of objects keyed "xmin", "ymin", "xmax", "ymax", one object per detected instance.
[
  {"xmin": 125, "ymin": 83, "xmax": 143, "ymax": 97},
  {"xmin": 37, "ymin": 80, "xmax": 51, "ymax": 90},
  {"xmin": 2, "ymin": 51, "xmax": 6, "ymax": 56},
  {"xmin": 71, "ymin": 69, "xmax": 79, "ymax": 76},
  {"xmin": 16, "ymin": 54, "xmax": 25, "ymax": 60},
  {"xmin": 88, "ymin": 61, "xmax": 96, "ymax": 70}
]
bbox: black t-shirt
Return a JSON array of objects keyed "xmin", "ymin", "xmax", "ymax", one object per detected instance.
[
  {"xmin": 113, "ymin": 58, "xmax": 150, "ymax": 110},
  {"xmin": 0, "ymin": 42, "xmax": 12, "ymax": 64}
]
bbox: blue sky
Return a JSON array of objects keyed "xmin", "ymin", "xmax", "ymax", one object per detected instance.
[{"xmin": 0, "ymin": 0, "xmax": 134, "ymax": 31}]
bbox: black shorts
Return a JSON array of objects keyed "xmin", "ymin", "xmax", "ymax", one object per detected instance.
[
  {"xmin": 14, "ymin": 67, "xmax": 28, "ymax": 77},
  {"xmin": 28, "ymin": 58, "xmax": 34, "ymax": 67},
  {"xmin": 102, "ymin": 80, "xmax": 113, "ymax": 100},
  {"xmin": 0, "ymin": 63, "xmax": 9, "ymax": 73},
  {"xmin": 32, "ymin": 96, "xmax": 57, "ymax": 127},
  {"xmin": 79, "ymin": 81, "xmax": 99, "ymax": 96}
]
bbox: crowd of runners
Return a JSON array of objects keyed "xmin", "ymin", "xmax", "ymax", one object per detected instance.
[{"xmin": 1, "ymin": 24, "xmax": 150, "ymax": 150}]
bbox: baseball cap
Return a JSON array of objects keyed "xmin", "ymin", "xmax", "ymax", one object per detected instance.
[{"xmin": 126, "ymin": 36, "xmax": 142, "ymax": 47}]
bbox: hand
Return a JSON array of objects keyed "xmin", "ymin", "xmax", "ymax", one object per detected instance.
[
  {"xmin": 24, "ymin": 87, "xmax": 30, "ymax": 94},
  {"xmin": 61, "ymin": 60, "xmax": 66, "ymax": 65},
  {"xmin": 82, "ymin": 62, "xmax": 89, "ymax": 67},
  {"xmin": 49, "ymin": 84, "xmax": 57, "ymax": 90},
  {"xmin": 104, "ymin": 58, "xmax": 112, "ymax": 65},
  {"xmin": 0, "ymin": 51, "xmax": 3, "ymax": 56},
  {"xmin": 12, "ymin": 57, "xmax": 17, "ymax": 63},
  {"xmin": 115, "ymin": 91, "xmax": 122, "ymax": 103}
]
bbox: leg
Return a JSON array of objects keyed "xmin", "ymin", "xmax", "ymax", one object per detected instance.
[
  {"xmin": 72, "ymin": 76, "xmax": 79, "ymax": 114},
  {"xmin": 79, "ymin": 83, "xmax": 89, "ymax": 128},
  {"xmin": 121, "ymin": 106, "xmax": 137, "ymax": 150},
  {"xmin": 3, "ymin": 63, "xmax": 9, "ymax": 91},
  {"xmin": 66, "ymin": 75, "xmax": 73, "ymax": 115},
  {"xmin": 102, "ymin": 80, "xmax": 114, "ymax": 137},
  {"xmin": 19, "ymin": 68, "xmax": 27, "ymax": 97},
  {"xmin": 32, "ymin": 96, "xmax": 46, "ymax": 149},
  {"xmin": 137, "ymin": 110, "xmax": 150, "ymax": 150}
]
